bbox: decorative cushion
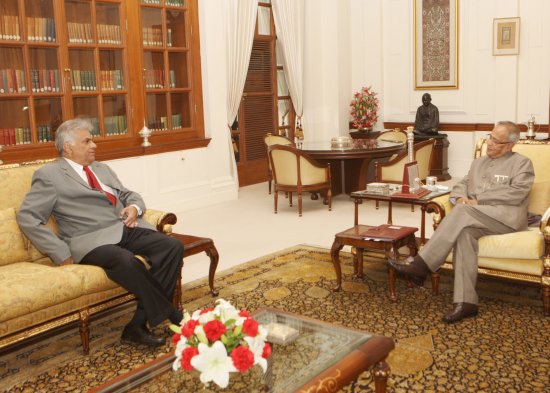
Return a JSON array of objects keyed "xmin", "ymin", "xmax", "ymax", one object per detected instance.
[
  {"xmin": 445, "ymin": 228, "xmax": 544, "ymax": 264},
  {"xmin": 528, "ymin": 181, "xmax": 550, "ymax": 216},
  {"xmin": 0, "ymin": 207, "xmax": 31, "ymax": 266},
  {"xmin": 25, "ymin": 217, "xmax": 58, "ymax": 261}
]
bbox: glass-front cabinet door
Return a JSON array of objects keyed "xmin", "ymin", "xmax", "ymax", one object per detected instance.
[
  {"xmin": 65, "ymin": 0, "xmax": 128, "ymax": 139},
  {"xmin": 140, "ymin": 0, "xmax": 192, "ymax": 134},
  {"xmin": 0, "ymin": 0, "xmax": 205, "ymax": 164}
]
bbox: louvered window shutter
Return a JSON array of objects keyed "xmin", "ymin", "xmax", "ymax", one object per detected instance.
[{"xmin": 242, "ymin": 40, "xmax": 275, "ymax": 162}]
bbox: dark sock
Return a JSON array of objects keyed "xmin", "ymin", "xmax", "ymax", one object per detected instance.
[
  {"xmin": 169, "ymin": 309, "xmax": 183, "ymax": 325},
  {"xmin": 414, "ymin": 255, "xmax": 430, "ymax": 272},
  {"xmin": 128, "ymin": 308, "xmax": 147, "ymax": 327}
]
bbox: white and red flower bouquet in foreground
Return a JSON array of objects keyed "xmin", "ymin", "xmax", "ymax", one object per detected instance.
[{"xmin": 171, "ymin": 299, "xmax": 272, "ymax": 389}]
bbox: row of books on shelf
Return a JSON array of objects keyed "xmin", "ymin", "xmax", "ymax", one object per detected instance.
[
  {"xmin": 1, "ymin": 15, "xmax": 20, "ymax": 40},
  {"xmin": 31, "ymin": 69, "xmax": 60, "ymax": 93},
  {"xmin": 147, "ymin": 114, "xmax": 182, "ymax": 131},
  {"xmin": 68, "ymin": 22, "xmax": 93, "ymax": 44},
  {"xmin": 27, "ymin": 17, "xmax": 56, "ymax": 42},
  {"xmin": 141, "ymin": 0, "xmax": 183, "ymax": 7},
  {"xmin": 142, "ymin": 27, "xmax": 163, "ymax": 46},
  {"xmin": 1, "ymin": 127, "xmax": 31, "ymax": 146},
  {"xmin": 100, "ymin": 70, "xmax": 124, "ymax": 91},
  {"xmin": 141, "ymin": 0, "xmax": 186, "ymax": 5},
  {"xmin": 97, "ymin": 24, "xmax": 122, "ymax": 45},
  {"xmin": 0, "ymin": 69, "xmax": 27, "ymax": 94},
  {"xmin": 71, "ymin": 70, "xmax": 97, "ymax": 91},
  {"xmin": 144, "ymin": 69, "xmax": 165, "ymax": 89},
  {"xmin": 104, "ymin": 115, "xmax": 127, "ymax": 136}
]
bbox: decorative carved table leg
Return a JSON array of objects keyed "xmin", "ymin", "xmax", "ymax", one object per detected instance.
[
  {"xmin": 388, "ymin": 267, "xmax": 397, "ymax": 302},
  {"xmin": 357, "ymin": 248, "xmax": 364, "ymax": 279},
  {"xmin": 206, "ymin": 244, "xmax": 220, "ymax": 297},
  {"xmin": 79, "ymin": 308, "xmax": 90, "ymax": 355},
  {"xmin": 431, "ymin": 271, "xmax": 440, "ymax": 295},
  {"xmin": 330, "ymin": 238, "xmax": 344, "ymax": 291},
  {"xmin": 372, "ymin": 359, "xmax": 390, "ymax": 393}
]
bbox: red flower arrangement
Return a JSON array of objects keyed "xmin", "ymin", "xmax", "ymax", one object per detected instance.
[
  {"xmin": 171, "ymin": 299, "xmax": 271, "ymax": 389},
  {"xmin": 350, "ymin": 86, "xmax": 379, "ymax": 130}
]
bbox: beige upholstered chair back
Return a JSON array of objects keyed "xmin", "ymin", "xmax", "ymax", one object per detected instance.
[
  {"xmin": 264, "ymin": 134, "xmax": 294, "ymax": 148},
  {"xmin": 376, "ymin": 129, "xmax": 407, "ymax": 143},
  {"xmin": 269, "ymin": 147, "xmax": 328, "ymax": 186},
  {"xmin": 415, "ymin": 140, "xmax": 435, "ymax": 180},
  {"xmin": 376, "ymin": 138, "xmax": 435, "ymax": 183},
  {"xmin": 474, "ymin": 138, "xmax": 550, "ymax": 215}
]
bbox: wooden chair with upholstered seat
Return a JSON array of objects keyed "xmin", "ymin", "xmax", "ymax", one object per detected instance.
[
  {"xmin": 268, "ymin": 144, "xmax": 332, "ymax": 217},
  {"xmin": 264, "ymin": 134, "xmax": 295, "ymax": 194},
  {"xmin": 373, "ymin": 138, "xmax": 435, "ymax": 211}
]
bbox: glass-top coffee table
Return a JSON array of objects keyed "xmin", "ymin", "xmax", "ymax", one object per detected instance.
[{"xmin": 89, "ymin": 308, "xmax": 394, "ymax": 393}]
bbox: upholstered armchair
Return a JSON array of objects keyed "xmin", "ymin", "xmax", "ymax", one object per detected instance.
[
  {"xmin": 374, "ymin": 138, "xmax": 435, "ymax": 184},
  {"xmin": 268, "ymin": 144, "xmax": 332, "ymax": 217},
  {"xmin": 264, "ymin": 134, "xmax": 295, "ymax": 194},
  {"xmin": 428, "ymin": 139, "xmax": 550, "ymax": 315},
  {"xmin": 373, "ymin": 138, "xmax": 435, "ymax": 210}
]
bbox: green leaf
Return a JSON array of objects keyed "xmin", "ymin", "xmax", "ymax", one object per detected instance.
[
  {"xmin": 225, "ymin": 319, "xmax": 236, "ymax": 327},
  {"xmin": 169, "ymin": 324, "xmax": 181, "ymax": 334}
]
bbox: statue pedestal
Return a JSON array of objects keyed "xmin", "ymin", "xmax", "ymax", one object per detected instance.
[{"xmin": 414, "ymin": 133, "xmax": 451, "ymax": 181}]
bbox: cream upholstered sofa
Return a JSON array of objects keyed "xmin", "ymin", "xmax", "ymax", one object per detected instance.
[
  {"xmin": 0, "ymin": 160, "xmax": 183, "ymax": 354},
  {"xmin": 428, "ymin": 139, "xmax": 550, "ymax": 315}
]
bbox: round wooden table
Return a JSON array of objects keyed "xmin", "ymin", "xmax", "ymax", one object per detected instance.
[{"xmin": 299, "ymin": 139, "xmax": 405, "ymax": 195}]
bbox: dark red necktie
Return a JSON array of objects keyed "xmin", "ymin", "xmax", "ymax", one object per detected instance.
[{"xmin": 83, "ymin": 166, "xmax": 117, "ymax": 206}]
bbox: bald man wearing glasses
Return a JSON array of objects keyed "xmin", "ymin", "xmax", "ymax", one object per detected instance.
[{"xmin": 390, "ymin": 121, "xmax": 534, "ymax": 323}]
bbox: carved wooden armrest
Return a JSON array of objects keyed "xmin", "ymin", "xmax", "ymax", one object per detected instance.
[
  {"xmin": 143, "ymin": 209, "xmax": 178, "ymax": 234},
  {"xmin": 427, "ymin": 194, "xmax": 453, "ymax": 230}
]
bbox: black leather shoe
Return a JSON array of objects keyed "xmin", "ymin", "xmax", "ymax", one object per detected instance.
[
  {"xmin": 442, "ymin": 303, "xmax": 478, "ymax": 323},
  {"xmin": 388, "ymin": 256, "xmax": 430, "ymax": 287},
  {"xmin": 121, "ymin": 324, "xmax": 165, "ymax": 347}
]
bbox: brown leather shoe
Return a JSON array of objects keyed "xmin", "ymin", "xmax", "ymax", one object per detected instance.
[
  {"xmin": 388, "ymin": 256, "xmax": 430, "ymax": 287},
  {"xmin": 442, "ymin": 303, "xmax": 478, "ymax": 323}
]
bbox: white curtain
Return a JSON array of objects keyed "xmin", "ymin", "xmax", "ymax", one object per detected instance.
[
  {"xmin": 272, "ymin": 0, "xmax": 304, "ymax": 130},
  {"xmin": 225, "ymin": 0, "xmax": 258, "ymax": 183}
]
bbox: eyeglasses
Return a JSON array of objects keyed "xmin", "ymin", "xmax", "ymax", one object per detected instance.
[{"xmin": 485, "ymin": 134, "xmax": 512, "ymax": 145}]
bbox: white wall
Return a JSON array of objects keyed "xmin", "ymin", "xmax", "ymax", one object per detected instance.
[
  {"xmin": 303, "ymin": 0, "xmax": 549, "ymax": 177},
  {"xmin": 104, "ymin": 0, "xmax": 549, "ymax": 210}
]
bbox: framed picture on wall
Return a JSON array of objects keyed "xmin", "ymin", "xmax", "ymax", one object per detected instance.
[
  {"xmin": 414, "ymin": 0, "xmax": 459, "ymax": 89},
  {"xmin": 493, "ymin": 17, "xmax": 520, "ymax": 56}
]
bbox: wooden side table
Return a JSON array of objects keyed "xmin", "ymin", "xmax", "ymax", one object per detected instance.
[
  {"xmin": 331, "ymin": 224, "xmax": 425, "ymax": 301},
  {"xmin": 171, "ymin": 233, "xmax": 219, "ymax": 304}
]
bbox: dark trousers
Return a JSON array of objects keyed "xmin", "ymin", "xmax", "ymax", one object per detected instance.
[{"xmin": 80, "ymin": 227, "xmax": 184, "ymax": 326}]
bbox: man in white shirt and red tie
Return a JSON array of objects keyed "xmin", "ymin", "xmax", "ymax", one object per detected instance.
[{"xmin": 17, "ymin": 118, "xmax": 184, "ymax": 347}]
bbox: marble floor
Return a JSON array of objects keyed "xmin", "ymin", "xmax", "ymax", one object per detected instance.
[{"xmin": 173, "ymin": 180, "xmax": 456, "ymax": 285}]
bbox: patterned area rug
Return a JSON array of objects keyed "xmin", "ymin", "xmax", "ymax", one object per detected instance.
[{"xmin": 1, "ymin": 245, "xmax": 548, "ymax": 392}]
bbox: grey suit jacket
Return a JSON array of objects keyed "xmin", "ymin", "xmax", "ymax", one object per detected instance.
[
  {"xmin": 17, "ymin": 159, "xmax": 154, "ymax": 264},
  {"xmin": 450, "ymin": 151, "xmax": 534, "ymax": 231}
]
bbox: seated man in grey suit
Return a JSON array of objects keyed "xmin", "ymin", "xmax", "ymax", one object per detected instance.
[
  {"xmin": 390, "ymin": 121, "xmax": 534, "ymax": 323},
  {"xmin": 17, "ymin": 118, "xmax": 184, "ymax": 346}
]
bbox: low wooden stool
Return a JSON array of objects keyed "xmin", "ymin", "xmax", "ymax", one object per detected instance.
[
  {"xmin": 330, "ymin": 224, "xmax": 434, "ymax": 301},
  {"xmin": 171, "ymin": 233, "xmax": 219, "ymax": 304}
]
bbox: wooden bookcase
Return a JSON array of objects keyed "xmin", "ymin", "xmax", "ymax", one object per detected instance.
[{"xmin": 0, "ymin": 0, "xmax": 206, "ymax": 164}]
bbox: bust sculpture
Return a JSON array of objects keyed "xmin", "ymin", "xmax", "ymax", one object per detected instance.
[{"xmin": 414, "ymin": 93, "xmax": 439, "ymax": 135}]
